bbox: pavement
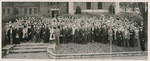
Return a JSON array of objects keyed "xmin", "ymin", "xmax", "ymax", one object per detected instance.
[
  {"xmin": 2, "ymin": 43, "xmax": 148, "ymax": 60},
  {"xmin": 3, "ymin": 53, "xmax": 147, "ymax": 60},
  {"xmin": 3, "ymin": 52, "xmax": 50, "ymax": 59}
]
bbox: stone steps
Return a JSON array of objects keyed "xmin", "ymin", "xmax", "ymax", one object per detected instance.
[
  {"xmin": 13, "ymin": 46, "xmax": 47, "ymax": 50},
  {"xmin": 15, "ymin": 43, "xmax": 49, "ymax": 47},
  {"xmin": 10, "ymin": 43, "xmax": 49, "ymax": 53},
  {"xmin": 10, "ymin": 49, "xmax": 47, "ymax": 53}
]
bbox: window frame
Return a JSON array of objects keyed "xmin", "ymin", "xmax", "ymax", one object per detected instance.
[
  {"xmin": 34, "ymin": 8, "xmax": 37, "ymax": 14},
  {"xmin": 86, "ymin": 2, "xmax": 91, "ymax": 9},
  {"xmin": 2, "ymin": 8, "xmax": 5, "ymax": 15},
  {"xmin": 29, "ymin": 8, "xmax": 32, "ymax": 14},
  {"xmin": 24, "ymin": 8, "xmax": 27, "ymax": 14},
  {"xmin": 7, "ymin": 8, "xmax": 10, "ymax": 15},
  {"xmin": 98, "ymin": 2, "xmax": 102, "ymax": 9}
]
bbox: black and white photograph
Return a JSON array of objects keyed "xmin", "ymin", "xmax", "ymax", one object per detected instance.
[{"xmin": 1, "ymin": 1, "xmax": 148, "ymax": 60}]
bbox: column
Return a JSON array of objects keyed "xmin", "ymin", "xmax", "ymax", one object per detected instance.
[
  {"xmin": 69, "ymin": 2, "xmax": 74, "ymax": 14},
  {"xmin": 115, "ymin": 2, "xmax": 120, "ymax": 14}
]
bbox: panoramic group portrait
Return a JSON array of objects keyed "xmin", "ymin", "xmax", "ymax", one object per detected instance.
[{"xmin": 1, "ymin": 1, "xmax": 148, "ymax": 60}]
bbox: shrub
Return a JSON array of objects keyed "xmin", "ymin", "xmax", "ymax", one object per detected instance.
[
  {"xmin": 75, "ymin": 6, "xmax": 81, "ymax": 14},
  {"xmin": 108, "ymin": 5, "xmax": 115, "ymax": 15}
]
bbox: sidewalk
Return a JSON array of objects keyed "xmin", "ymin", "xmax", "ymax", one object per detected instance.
[
  {"xmin": 3, "ymin": 52, "xmax": 50, "ymax": 59},
  {"xmin": 3, "ymin": 53, "xmax": 147, "ymax": 60}
]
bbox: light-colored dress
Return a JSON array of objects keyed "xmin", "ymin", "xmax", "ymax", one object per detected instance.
[{"xmin": 49, "ymin": 29, "xmax": 55, "ymax": 40}]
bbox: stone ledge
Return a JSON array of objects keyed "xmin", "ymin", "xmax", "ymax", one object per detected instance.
[
  {"xmin": 48, "ymin": 49, "xmax": 147, "ymax": 59},
  {"xmin": 2, "ymin": 44, "xmax": 15, "ymax": 57}
]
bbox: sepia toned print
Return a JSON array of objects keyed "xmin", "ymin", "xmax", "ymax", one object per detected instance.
[{"xmin": 1, "ymin": 2, "xmax": 148, "ymax": 59}]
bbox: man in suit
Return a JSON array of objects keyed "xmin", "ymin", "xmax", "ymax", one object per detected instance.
[
  {"xmin": 83, "ymin": 27, "xmax": 88, "ymax": 44},
  {"xmin": 108, "ymin": 27, "xmax": 113, "ymax": 44},
  {"xmin": 31, "ymin": 25, "xmax": 35, "ymax": 42},
  {"xmin": 101, "ymin": 25, "xmax": 108, "ymax": 44},
  {"xmin": 19, "ymin": 25, "xmax": 23, "ymax": 43},
  {"xmin": 79, "ymin": 26, "xmax": 85, "ymax": 44},
  {"xmin": 60, "ymin": 26, "xmax": 65, "ymax": 44},
  {"xmin": 74, "ymin": 28, "xmax": 80, "ymax": 43},
  {"xmin": 116, "ymin": 29, "xmax": 122, "ymax": 46},
  {"xmin": 91, "ymin": 25, "xmax": 95, "ymax": 42},
  {"xmin": 28, "ymin": 25, "xmax": 32, "ymax": 42},
  {"xmin": 139, "ymin": 27, "xmax": 145, "ymax": 51},
  {"xmin": 35, "ymin": 25, "xmax": 41, "ymax": 43},
  {"xmin": 55, "ymin": 26, "xmax": 61, "ymax": 44},
  {"xmin": 41, "ymin": 25, "xmax": 50, "ymax": 43},
  {"xmin": 94, "ymin": 26, "xmax": 99, "ymax": 42},
  {"xmin": 68, "ymin": 26, "xmax": 72, "ymax": 43},
  {"xmin": 98, "ymin": 26, "xmax": 102, "ymax": 43},
  {"xmin": 129, "ymin": 28, "xmax": 135, "ymax": 47},
  {"xmin": 87, "ymin": 25, "xmax": 91, "ymax": 43},
  {"xmin": 71, "ymin": 25, "xmax": 76, "ymax": 43},
  {"xmin": 123, "ymin": 28, "xmax": 130, "ymax": 47},
  {"xmin": 14, "ymin": 25, "xmax": 21, "ymax": 44},
  {"xmin": 23, "ymin": 26, "xmax": 28, "ymax": 43},
  {"xmin": 65, "ymin": 27, "xmax": 69, "ymax": 43},
  {"xmin": 8, "ymin": 26, "xmax": 14, "ymax": 44},
  {"xmin": 5, "ymin": 23, "xmax": 10, "ymax": 45}
]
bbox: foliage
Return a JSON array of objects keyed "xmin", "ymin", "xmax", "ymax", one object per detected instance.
[{"xmin": 115, "ymin": 12, "xmax": 143, "ymax": 25}]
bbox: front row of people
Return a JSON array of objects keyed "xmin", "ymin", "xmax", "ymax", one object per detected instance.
[{"xmin": 5, "ymin": 23, "xmax": 146, "ymax": 51}]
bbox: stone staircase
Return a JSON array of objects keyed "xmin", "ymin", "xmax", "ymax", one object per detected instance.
[{"xmin": 10, "ymin": 43, "xmax": 50, "ymax": 53}]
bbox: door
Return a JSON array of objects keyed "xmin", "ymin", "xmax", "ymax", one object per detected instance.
[
  {"xmin": 52, "ymin": 11, "xmax": 55, "ymax": 18},
  {"xmin": 52, "ymin": 10, "xmax": 59, "ymax": 18}
]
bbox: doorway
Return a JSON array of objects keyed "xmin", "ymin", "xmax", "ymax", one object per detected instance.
[{"xmin": 52, "ymin": 10, "xmax": 59, "ymax": 18}]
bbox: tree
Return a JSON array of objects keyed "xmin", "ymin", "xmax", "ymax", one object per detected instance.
[
  {"xmin": 138, "ymin": 2, "xmax": 148, "ymax": 50},
  {"xmin": 75, "ymin": 6, "xmax": 81, "ymax": 14},
  {"xmin": 132, "ymin": 3, "xmax": 138, "ymax": 11}
]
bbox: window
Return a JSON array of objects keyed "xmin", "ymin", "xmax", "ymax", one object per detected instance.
[
  {"xmin": 34, "ymin": 8, "xmax": 37, "ymax": 14},
  {"xmin": 29, "ymin": 8, "xmax": 32, "ymax": 14},
  {"xmin": 48, "ymin": 2, "xmax": 50, "ymax": 6},
  {"xmin": 2, "ymin": 8, "xmax": 5, "ymax": 15},
  {"xmin": 98, "ymin": 2, "xmax": 102, "ymax": 9},
  {"xmin": 86, "ymin": 2, "xmax": 91, "ymax": 9},
  {"xmin": 50, "ymin": 2, "xmax": 53, "ymax": 5},
  {"xmin": 24, "ymin": 8, "xmax": 27, "ymax": 14},
  {"xmin": 7, "ymin": 8, "xmax": 10, "ymax": 15}
]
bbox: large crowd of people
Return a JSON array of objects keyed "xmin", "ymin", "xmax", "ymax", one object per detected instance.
[{"xmin": 2, "ymin": 14, "xmax": 146, "ymax": 51}]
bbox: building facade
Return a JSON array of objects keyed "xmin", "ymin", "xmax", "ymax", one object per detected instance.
[
  {"xmin": 2, "ymin": 2, "xmax": 68, "ymax": 18},
  {"xmin": 2, "ymin": 2, "xmax": 119, "ymax": 18},
  {"xmin": 69, "ymin": 2, "xmax": 119, "ymax": 14}
]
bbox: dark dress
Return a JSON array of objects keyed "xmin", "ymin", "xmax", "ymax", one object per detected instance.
[
  {"xmin": 139, "ymin": 29, "xmax": 145, "ymax": 51},
  {"xmin": 129, "ymin": 29, "xmax": 135, "ymax": 47},
  {"xmin": 8, "ymin": 28, "xmax": 15, "ymax": 44},
  {"xmin": 14, "ymin": 28, "xmax": 21, "ymax": 44}
]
